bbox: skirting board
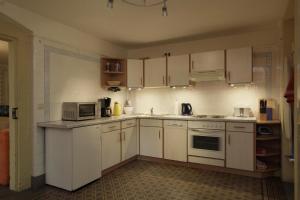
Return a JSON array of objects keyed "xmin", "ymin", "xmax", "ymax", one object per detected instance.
[{"xmin": 31, "ymin": 174, "xmax": 45, "ymax": 190}]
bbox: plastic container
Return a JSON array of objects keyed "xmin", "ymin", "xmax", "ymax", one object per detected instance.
[{"xmin": 0, "ymin": 128, "xmax": 9, "ymax": 186}]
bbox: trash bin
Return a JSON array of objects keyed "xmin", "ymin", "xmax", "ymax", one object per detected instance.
[{"xmin": 0, "ymin": 128, "xmax": 9, "ymax": 186}]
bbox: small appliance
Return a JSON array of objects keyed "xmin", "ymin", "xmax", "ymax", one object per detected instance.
[
  {"xmin": 113, "ymin": 102, "xmax": 122, "ymax": 116},
  {"xmin": 62, "ymin": 102, "xmax": 96, "ymax": 121},
  {"xmin": 233, "ymin": 107, "xmax": 252, "ymax": 117},
  {"xmin": 99, "ymin": 97, "xmax": 112, "ymax": 117},
  {"xmin": 181, "ymin": 103, "xmax": 193, "ymax": 115}
]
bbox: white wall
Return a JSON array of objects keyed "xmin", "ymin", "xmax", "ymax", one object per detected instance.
[{"xmin": 0, "ymin": 2, "xmax": 127, "ymax": 177}]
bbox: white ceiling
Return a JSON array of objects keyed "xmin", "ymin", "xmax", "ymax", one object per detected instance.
[
  {"xmin": 0, "ymin": 40, "xmax": 8, "ymax": 65},
  {"xmin": 7, "ymin": 0, "xmax": 290, "ymax": 48}
]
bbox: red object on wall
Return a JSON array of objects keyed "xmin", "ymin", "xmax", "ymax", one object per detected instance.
[{"xmin": 0, "ymin": 128, "xmax": 9, "ymax": 186}]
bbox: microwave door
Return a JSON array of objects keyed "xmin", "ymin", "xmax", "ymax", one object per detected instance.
[{"xmin": 78, "ymin": 104, "xmax": 96, "ymax": 119}]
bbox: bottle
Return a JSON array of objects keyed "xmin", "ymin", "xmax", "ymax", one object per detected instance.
[{"xmin": 113, "ymin": 102, "xmax": 122, "ymax": 116}]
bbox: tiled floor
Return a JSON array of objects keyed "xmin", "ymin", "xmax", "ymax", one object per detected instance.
[{"xmin": 1, "ymin": 160, "xmax": 287, "ymax": 200}]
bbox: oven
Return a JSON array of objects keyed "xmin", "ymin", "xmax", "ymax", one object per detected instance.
[{"xmin": 188, "ymin": 124, "xmax": 225, "ymax": 160}]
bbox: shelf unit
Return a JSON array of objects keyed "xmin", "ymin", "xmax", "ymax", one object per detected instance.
[
  {"xmin": 255, "ymin": 120, "xmax": 281, "ymax": 176},
  {"xmin": 101, "ymin": 58, "xmax": 127, "ymax": 87}
]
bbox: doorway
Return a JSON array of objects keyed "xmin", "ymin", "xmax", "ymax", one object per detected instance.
[{"xmin": 0, "ymin": 40, "xmax": 9, "ymax": 193}]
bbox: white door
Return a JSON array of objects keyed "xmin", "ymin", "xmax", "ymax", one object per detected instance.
[
  {"xmin": 144, "ymin": 57, "xmax": 166, "ymax": 87},
  {"xmin": 73, "ymin": 125, "xmax": 101, "ymax": 190},
  {"xmin": 101, "ymin": 130, "xmax": 121, "ymax": 170},
  {"xmin": 226, "ymin": 131, "xmax": 254, "ymax": 171},
  {"xmin": 140, "ymin": 127, "xmax": 163, "ymax": 158},
  {"xmin": 122, "ymin": 126, "xmax": 137, "ymax": 161},
  {"xmin": 127, "ymin": 59, "xmax": 143, "ymax": 88},
  {"xmin": 167, "ymin": 55, "xmax": 189, "ymax": 86},
  {"xmin": 164, "ymin": 127, "xmax": 187, "ymax": 162},
  {"xmin": 191, "ymin": 50, "xmax": 225, "ymax": 72},
  {"xmin": 226, "ymin": 47, "xmax": 253, "ymax": 84}
]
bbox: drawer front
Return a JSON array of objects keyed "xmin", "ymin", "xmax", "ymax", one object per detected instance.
[
  {"xmin": 226, "ymin": 122, "xmax": 254, "ymax": 133},
  {"xmin": 140, "ymin": 119, "xmax": 162, "ymax": 127},
  {"xmin": 102, "ymin": 122, "xmax": 121, "ymax": 132},
  {"xmin": 164, "ymin": 120, "xmax": 187, "ymax": 128},
  {"xmin": 121, "ymin": 119, "xmax": 137, "ymax": 129}
]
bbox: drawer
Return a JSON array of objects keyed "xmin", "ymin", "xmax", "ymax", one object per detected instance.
[
  {"xmin": 140, "ymin": 119, "xmax": 162, "ymax": 127},
  {"xmin": 164, "ymin": 120, "xmax": 187, "ymax": 128},
  {"xmin": 121, "ymin": 119, "xmax": 137, "ymax": 129},
  {"xmin": 102, "ymin": 122, "xmax": 121, "ymax": 132},
  {"xmin": 226, "ymin": 122, "xmax": 254, "ymax": 133}
]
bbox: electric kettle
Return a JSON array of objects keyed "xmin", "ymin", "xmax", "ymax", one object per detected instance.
[
  {"xmin": 113, "ymin": 102, "xmax": 122, "ymax": 116},
  {"xmin": 181, "ymin": 103, "xmax": 193, "ymax": 116}
]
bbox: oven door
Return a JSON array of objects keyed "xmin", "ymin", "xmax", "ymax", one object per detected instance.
[
  {"xmin": 188, "ymin": 128, "xmax": 225, "ymax": 159},
  {"xmin": 78, "ymin": 103, "xmax": 96, "ymax": 120}
]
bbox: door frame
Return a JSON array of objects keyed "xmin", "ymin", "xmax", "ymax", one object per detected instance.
[{"xmin": 0, "ymin": 13, "xmax": 33, "ymax": 191}]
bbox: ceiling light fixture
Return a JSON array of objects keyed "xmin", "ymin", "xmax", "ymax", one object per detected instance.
[
  {"xmin": 107, "ymin": 0, "xmax": 113, "ymax": 9},
  {"xmin": 107, "ymin": 0, "xmax": 168, "ymax": 16}
]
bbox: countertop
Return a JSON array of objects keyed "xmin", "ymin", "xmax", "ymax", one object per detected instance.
[{"xmin": 37, "ymin": 114, "xmax": 257, "ymax": 129}]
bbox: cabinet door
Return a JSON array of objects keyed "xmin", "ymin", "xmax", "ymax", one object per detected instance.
[
  {"xmin": 73, "ymin": 125, "xmax": 101, "ymax": 190},
  {"xmin": 191, "ymin": 50, "xmax": 225, "ymax": 72},
  {"xmin": 140, "ymin": 127, "xmax": 163, "ymax": 158},
  {"xmin": 101, "ymin": 130, "xmax": 121, "ymax": 170},
  {"xmin": 127, "ymin": 59, "xmax": 143, "ymax": 88},
  {"xmin": 164, "ymin": 127, "xmax": 187, "ymax": 162},
  {"xmin": 226, "ymin": 47, "xmax": 253, "ymax": 84},
  {"xmin": 122, "ymin": 126, "xmax": 137, "ymax": 161},
  {"xmin": 144, "ymin": 57, "xmax": 166, "ymax": 87},
  {"xmin": 167, "ymin": 54, "xmax": 190, "ymax": 86},
  {"xmin": 226, "ymin": 131, "xmax": 254, "ymax": 171}
]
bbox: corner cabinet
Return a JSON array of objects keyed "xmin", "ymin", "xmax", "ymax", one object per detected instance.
[
  {"xmin": 144, "ymin": 57, "xmax": 167, "ymax": 87},
  {"xmin": 127, "ymin": 59, "xmax": 143, "ymax": 88},
  {"xmin": 45, "ymin": 125, "xmax": 101, "ymax": 191},
  {"xmin": 167, "ymin": 54, "xmax": 190, "ymax": 86},
  {"xmin": 226, "ymin": 47, "xmax": 253, "ymax": 84}
]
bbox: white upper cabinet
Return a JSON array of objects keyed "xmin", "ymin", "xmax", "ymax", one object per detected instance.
[
  {"xmin": 191, "ymin": 50, "xmax": 225, "ymax": 72},
  {"xmin": 167, "ymin": 54, "xmax": 190, "ymax": 86},
  {"xmin": 144, "ymin": 57, "xmax": 167, "ymax": 87},
  {"xmin": 127, "ymin": 59, "xmax": 143, "ymax": 88},
  {"xmin": 226, "ymin": 47, "xmax": 253, "ymax": 84}
]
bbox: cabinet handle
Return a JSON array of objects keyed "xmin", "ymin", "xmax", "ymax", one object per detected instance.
[
  {"xmin": 120, "ymin": 132, "xmax": 122, "ymax": 142},
  {"xmin": 234, "ymin": 126, "xmax": 245, "ymax": 129},
  {"xmin": 228, "ymin": 134, "xmax": 231, "ymax": 145},
  {"xmin": 140, "ymin": 77, "xmax": 143, "ymax": 85},
  {"xmin": 168, "ymin": 75, "xmax": 171, "ymax": 84},
  {"xmin": 123, "ymin": 132, "xmax": 126, "ymax": 141},
  {"xmin": 191, "ymin": 61, "xmax": 194, "ymax": 70},
  {"xmin": 159, "ymin": 130, "xmax": 161, "ymax": 139},
  {"xmin": 109, "ymin": 126, "xmax": 116, "ymax": 129},
  {"xmin": 162, "ymin": 76, "xmax": 165, "ymax": 84},
  {"xmin": 227, "ymin": 71, "xmax": 231, "ymax": 81}
]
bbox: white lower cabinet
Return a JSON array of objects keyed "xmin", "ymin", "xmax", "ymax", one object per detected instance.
[
  {"xmin": 226, "ymin": 131, "xmax": 254, "ymax": 171},
  {"xmin": 140, "ymin": 126, "xmax": 163, "ymax": 158},
  {"xmin": 101, "ymin": 129, "xmax": 121, "ymax": 170},
  {"xmin": 121, "ymin": 126, "xmax": 137, "ymax": 161},
  {"xmin": 164, "ymin": 120, "xmax": 187, "ymax": 162},
  {"xmin": 45, "ymin": 125, "xmax": 101, "ymax": 191}
]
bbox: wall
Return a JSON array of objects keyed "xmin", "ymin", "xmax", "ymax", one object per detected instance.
[
  {"xmin": 0, "ymin": 2, "xmax": 127, "ymax": 178},
  {"xmin": 128, "ymin": 27, "xmax": 282, "ymax": 117}
]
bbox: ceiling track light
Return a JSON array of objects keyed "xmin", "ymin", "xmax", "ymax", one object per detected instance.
[
  {"xmin": 107, "ymin": 0, "xmax": 113, "ymax": 9},
  {"xmin": 107, "ymin": 0, "xmax": 168, "ymax": 16}
]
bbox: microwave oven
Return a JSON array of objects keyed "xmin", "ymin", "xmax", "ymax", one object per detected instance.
[{"xmin": 62, "ymin": 102, "xmax": 96, "ymax": 121}]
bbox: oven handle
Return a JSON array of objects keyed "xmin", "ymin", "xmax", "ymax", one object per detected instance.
[{"xmin": 189, "ymin": 128, "xmax": 224, "ymax": 134}]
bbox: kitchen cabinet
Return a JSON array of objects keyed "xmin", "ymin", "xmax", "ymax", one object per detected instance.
[
  {"xmin": 226, "ymin": 47, "xmax": 253, "ymax": 84},
  {"xmin": 190, "ymin": 50, "xmax": 225, "ymax": 72},
  {"xmin": 144, "ymin": 57, "xmax": 166, "ymax": 87},
  {"xmin": 127, "ymin": 59, "xmax": 143, "ymax": 88},
  {"xmin": 226, "ymin": 122, "xmax": 254, "ymax": 171},
  {"xmin": 167, "ymin": 54, "xmax": 190, "ymax": 86},
  {"xmin": 164, "ymin": 120, "xmax": 187, "ymax": 162},
  {"xmin": 45, "ymin": 125, "xmax": 101, "ymax": 191},
  {"xmin": 101, "ymin": 129, "xmax": 121, "ymax": 170},
  {"xmin": 121, "ymin": 120, "xmax": 138, "ymax": 161},
  {"xmin": 140, "ymin": 119, "xmax": 163, "ymax": 158}
]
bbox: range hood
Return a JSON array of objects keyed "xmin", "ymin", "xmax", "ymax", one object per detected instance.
[{"xmin": 189, "ymin": 69, "xmax": 225, "ymax": 82}]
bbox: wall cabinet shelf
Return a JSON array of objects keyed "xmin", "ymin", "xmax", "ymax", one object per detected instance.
[{"xmin": 101, "ymin": 58, "xmax": 127, "ymax": 87}]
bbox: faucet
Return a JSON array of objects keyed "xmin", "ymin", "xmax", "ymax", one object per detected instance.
[{"xmin": 150, "ymin": 107, "xmax": 154, "ymax": 115}]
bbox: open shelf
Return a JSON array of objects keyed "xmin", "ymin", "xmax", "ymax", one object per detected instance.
[
  {"xmin": 101, "ymin": 58, "xmax": 127, "ymax": 87},
  {"xmin": 256, "ymin": 135, "xmax": 281, "ymax": 141},
  {"xmin": 256, "ymin": 120, "xmax": 281, "ymax": 125},
  {"xmin": 256, "ymin": 152, "xmax": 281, "ymax": 157},
  {"xmin": 256, "ymin": 166, "xmax": 280, "ymax": 173}
]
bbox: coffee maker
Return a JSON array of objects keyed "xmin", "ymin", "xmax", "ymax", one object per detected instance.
[{"xmin": 99, "ymin": 97, "xmax": 112, "ymax": 117}]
